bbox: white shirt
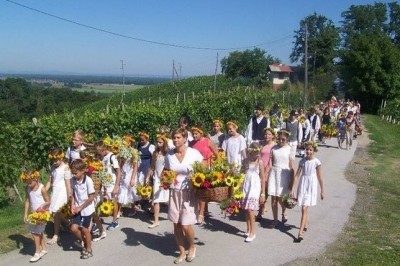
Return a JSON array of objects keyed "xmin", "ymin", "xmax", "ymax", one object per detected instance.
[
  {"xmin": 245, "ymin": 115, "xmax": 270, "ymax": 145},
  {"xmin": 71, "ymin": 175, "xmax": 95, "ymax": 216},
  {"xmin": 222, "ymin": 134, "xmax": 247, "ymax": 169}
]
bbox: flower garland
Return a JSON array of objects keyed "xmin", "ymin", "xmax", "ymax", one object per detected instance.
[
  {"xmin": 226, "ymin": 121, "xmax": 238, "ymax": 129},
  {"xmin": 48, "ymin": 152, "xmax": 65, "ymax": 160},
  {"xmin": 303, "ymin": 140, "xmax": 318, "ymax": 152},
  {"xmin": 212, "ymin": 119, "xmax": 223, "ymax": 126},
  {"xmin": 156, "ymin": 134, "xmax": 169, "ymax": 143},
  {"xmin": 20, "ymin": 170, "xmax": 40, "ymax": 181},
  {"xmin": 138, "ymin": 131, "xmax": 150, "ymax": 140},
  {"xmin": 191, "ymin": 126, "xmax": 204, "ymax": 135}
]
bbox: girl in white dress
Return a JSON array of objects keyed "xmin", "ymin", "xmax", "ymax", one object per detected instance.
[
  {"xmin": 241, "ymin": 142, "xmax": 266, "ymax": 242},
  {"xmin": 267, "ymin": 130, "xmax": 294, "ymax": 228},
  {"xmin": 45, "ymin": 148, "xmax": 72, "ymax": 245},
  {"xmin": 117, "ymin": 144, "xmax": 139, "ymax": 217},
  {"xmin": 145, "ymin": 134, "xmax": 170, "ymax": 228},
  {"xmin": 291, "ymin": 141, "xmax": 324, "ymax": 242},
  {"xmin": 222, "ymin": 121, "xmax": 247, "ymax": 172},
  {"xmin": 22, "ymin": 169, "xmax": 50, "ymax": 262}
]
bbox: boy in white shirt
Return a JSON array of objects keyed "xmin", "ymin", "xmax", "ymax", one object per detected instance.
[{"xmin": 70, "ymin": 159, "xmax": 95, "ymax": 259}]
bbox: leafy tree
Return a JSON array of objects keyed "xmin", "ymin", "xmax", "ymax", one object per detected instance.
[
  {"xmin": 339, "ymin": 3, "xmax": 400, "ymax": 113},
  {"xmin": 290, "ymin": 12, "xmax": 340, "ymax": 74},
  {"xmin": 221, "ymin": 48, "xmax": 280, "ymax": 82}
]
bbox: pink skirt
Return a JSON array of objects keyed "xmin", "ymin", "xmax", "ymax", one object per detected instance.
[{"xmin": 168, "ymin": 189, "xmax": 197, "ymax": 225}]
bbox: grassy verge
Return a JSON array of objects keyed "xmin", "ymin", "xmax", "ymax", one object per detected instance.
[{"xmin": 0, "ymin": 202, "xmax": 30, "ymax": 254}]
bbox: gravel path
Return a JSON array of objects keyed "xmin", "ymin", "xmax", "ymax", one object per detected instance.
[{"xmin": 0, "ymin": 137, "xmax": 358, "ymax": 266}]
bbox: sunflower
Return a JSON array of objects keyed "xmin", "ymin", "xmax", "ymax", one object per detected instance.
[
  {"xmin": 140, "ymin": 186, "xmax": 148, "ymax": 197},
  {"xmin": 233, "ymin": 191, "xmax": 244, "ymax": 200},
  {"xmin": 145, "ymin": 186, "xmax": 152, "ymax": 197},
  {"xmin": 232, "ymin": 180, "xmax": 242, "ymax": 191},
  {"xmin": 225, "ymin": 176, "xmax": 234, "ymax": 186},
  {"xmin": 210, "ymin": 171, "xmax": 223, "ymax": 187},
  {"xmin": 99, "ymin": 201, "xmax": 114, "ymax": 216},
  {"xmin": 191, "ymin": 173, "xmax": 205, "ymax": 188}
]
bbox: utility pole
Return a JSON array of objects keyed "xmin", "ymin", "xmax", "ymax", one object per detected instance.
[
  {"xmin": 213, "ymin": 52, "xmax": 219, "ymax": 93},
  {"xmin": 303, "ymin": 23, "xmax": 308, "ymax": 109},
  {"xmin": 172, "ymin": 60, "xmax": 175, "ymax": 87},
  {"xmin": 179, "ymin": 63, "xmax": 182, "ymax": 81},
  {"xmin": 120, "ymin": 60, "xmax": 126, "ymax": 97}
]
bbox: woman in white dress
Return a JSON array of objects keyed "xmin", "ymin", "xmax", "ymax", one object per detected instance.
[
  {"xmin": 267, "ymin": 130, "xmax": 294, "ymax": 228},
  {"xmin": 291, "ymin": 141, "xmax": 324, "ymax": 241},
  {"xmin": 145, "ymin": 134, "xmax": 170, "ymax": 228},
  {"xmin": 165, "ymin": 128, "xmax": 203, "ymax": 264}
]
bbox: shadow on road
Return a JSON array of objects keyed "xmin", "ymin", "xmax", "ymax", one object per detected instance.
[
  {"xmin": 8, "ymin": 234, "xmax": 34, "ymax": 255},
  {"xmin": 120, "ymin": 227, "xmax": 176, "ymax": 256}
]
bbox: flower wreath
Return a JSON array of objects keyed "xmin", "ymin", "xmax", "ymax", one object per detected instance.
[
  {"xmin": 191, "ymin": 126, "xmax": 204, "ymax": 135},
  {"xmin": 20, "ymin": 170, "xmax": 40, "ymax": 181},
  {"xmin": 303, "ymin": 140, "xmax": 318, "ymax": 152},
  {"xmin": 48, "ymin": 152, "xmax": 65, "ymax": 160},
  {"xmin": 226, "ymin": 121, "xmax": 238, "ymax": 129},
  {"xmin": 138, "ymin": 131, "xmax": 150, "ymax": 140},
  {"xmin": 156, "ymin": 134, "xmax": 168, "ymax": 143}
]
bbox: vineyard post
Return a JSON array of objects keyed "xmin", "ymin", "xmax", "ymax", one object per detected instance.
[
  {"xmin": 176, "ymin": 94, "xmax": 179, "ymax": 105},
  {"xmin": 192, "ymin": 91, "xmax": 195, "ymax": 99},
  {"xmin": 159, "ymin": 97, "xmax": 161, "ymax": 106},
  {"xmin": 213, "ymin": 52, "xmax": 219, "ymax": 93}
]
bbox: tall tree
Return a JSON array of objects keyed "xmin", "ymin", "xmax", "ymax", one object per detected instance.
[
  {"xmin": 290, "ymin": 12, "xmax": 340, "ymax": 73},
  {"xmin": 339, "ymin": 3, "xmax": 400, "ymax": 112},
  {"xmin": 221, "ymin": 48, "xmax": 280, "ymax": 81}
]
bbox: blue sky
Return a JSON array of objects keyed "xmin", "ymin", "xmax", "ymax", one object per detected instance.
[{"xmin": 0, "ymin": 0, "xmax": 392, "ymax": 77}]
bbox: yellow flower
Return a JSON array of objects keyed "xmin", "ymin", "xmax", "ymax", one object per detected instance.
[
  {"xmin": 232, "ymin": 180, "xmax": 242, "ymax": 191},
  {"xmin": 191, "ymin": 173, "xmax": 205, "ymax": 188},
  {"xmin": 99, "ymin": 201, "xmax": 113, "ymax": 216},
  {"xmin": 210, "ymin": 171, "xmax": 223, "ymax": 187},
  {"xmin": 146, "ymin": 186, "xmax": 152, "ymax": 196},
  {"xmin": 225, "ymin": 176, "xmax": 234, "ymax": 186},
  {"xmin": 233, "ymin": 191, "xmax": 244, "ymax": 200}
]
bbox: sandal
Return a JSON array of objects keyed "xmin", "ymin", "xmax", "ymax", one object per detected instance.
[
  {"xmin": 173, "ymin": 256, "xmax": 186, "ymax": 264},
  {"xmin": 186, "ymin": 248, "xmax": 196, "ymax": 262},
  {"xmin": 297, "ymin": 233, "xmax": 304, "ymax": 242},
  {"xmin": 196, "ymin": 215, "xmax": 204, "ymax": 225},
  {"xmin": 282, "ymin": 214, "xmax": 288, "ymax": 223},
  {"xmin": 47, "ymin": 236, "xmax": 58, "ymax": 245},
  {"xmin": 80, "ymin": 249, "xmax": 93, "ymax": 259}
]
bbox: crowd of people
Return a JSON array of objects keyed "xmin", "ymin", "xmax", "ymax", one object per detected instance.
[{"xmin": 21, "ymin": 96, "xmax": 361, "ymax": 263}]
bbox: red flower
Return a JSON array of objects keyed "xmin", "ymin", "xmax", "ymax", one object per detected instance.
[
  {"xmin": 87, "ymin": 166, "xmax": 95, "ymax": 174},
  {"xmin": 202, "ymin": 180, "xmax": 211, "ymax": 189}
]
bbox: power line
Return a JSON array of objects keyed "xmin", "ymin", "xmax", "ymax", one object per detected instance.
[{"xmin": 5, "ymin": 0, "xmax": 293, "ymax": 51}]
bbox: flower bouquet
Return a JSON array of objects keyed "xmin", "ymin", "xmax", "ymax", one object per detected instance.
[
  {"xmin": 27, "ymin": 210, "xmax": 51, "ymax": 225},
  {"xmin": 160, "ymin": 169, "xmax": 177, "ymax": 189},
  {"xmin": 136, "ymin": 185, "xmax": 152, "ymax": 199},
  {"xmin": 220, "ymin": 190, "xmax": 244, "ymax": 217},
  {"xmin": 58, "ymin": 201, "xmax": 72, "ymax": 219},
  {"xmin": 282, "ymin": 194, "xmax": 297, "ymax": 209}
]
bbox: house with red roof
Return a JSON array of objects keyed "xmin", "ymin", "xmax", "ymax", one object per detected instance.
[{"xmin": 268, "ymin": 64, "xmax": 299, "ymax": 90}]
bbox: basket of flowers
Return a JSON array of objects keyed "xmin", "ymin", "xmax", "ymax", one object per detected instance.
[
  {"xmin": 27, "ymin": 210, "xmax": 51, "ymax": 225},
  {"xmin": 220, "ymin": 189, "xmax": 244, "ymax": 217},
  {"xmin": 282, "ymin": 194, "xmax": 297, "ymax": 209}
]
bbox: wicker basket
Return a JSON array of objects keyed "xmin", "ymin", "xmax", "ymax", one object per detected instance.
[
  {"xmin": 208, "ymin": 187, "xmax": 229, "ymax": 202},
  {"xmin": 91, "ymin": 172, "xmax": 101, "ymax": 195},
  {"xmin": 196, "ymin": 188, "xmax": 210, "ymax": 200}
]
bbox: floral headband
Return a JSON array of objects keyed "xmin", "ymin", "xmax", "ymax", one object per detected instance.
[
  {"xmin": 304, "ymin": 140, "xmax": 318, "ymax": 152},
  {"xmin": 191, "ymin": 126, "xmax": 204, "ymax": 135},
  {"xmin": 48, "ymin": 152, "xmax": 65, "ymax": 160},
  {"xmin": 213, "ymin": 119, "xmax": 223, "ymax": 126},
  {"xmin": 156, "ymin": 134, "xmax": 169, "ymax": 143},
  {"xmin": 278, "ymin": 129, "xmax": 291, "ymax": 137},
  {"xmin": 263, "ymin": 127, "xmax": 276, "ymax": 136},
  {"xmin": 226, "ymin": 121, "xmax": 238, "ymax": 129},
  {"xmin": 20, "ymin": 170, "xmax": 40, "ymax": 181},
  {"xmin": 247, "ymin": 147, "xmax": 261, "ymax": 153},
  {"xmin": 139, "ymin": 131, "xmax": 150, "ymax": 140},
  {"xmin": 123, "ymin": 135, "xmax": 135, "ymax": 145}
]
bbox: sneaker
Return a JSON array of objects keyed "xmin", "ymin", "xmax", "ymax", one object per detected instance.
[
  {"xmin": 106, "ymin": 221, "xmax": 119, "ymax": 230},
  {"xmin": 148, "ymin": 222, "xmax": 159, "ymax": 229},
  {"xmin": 39, "ymin": 249, "xmax": 48, "ymax": 257},
  {"xmin": 30, "ymin": 253, "xmax": 41, "ymax": 262},
  {"xmin": 93, "ymin": 231, "xmax": 107, "ymax": 242},
  {"xmin": 91, "ymin": 224, "xmax": 99, "ymax": 234},
  {"xmin": 47, "ymin": 236, "xmax": 58, "ymax": 245}
]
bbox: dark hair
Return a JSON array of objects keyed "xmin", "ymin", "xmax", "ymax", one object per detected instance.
[
  {"xmin": 70, "ymin": 159, "xmax": 86, "ymax": 172},
  {"xmin": 255, "ymin": 103, "xmax": 265, "ymax": 111}
]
